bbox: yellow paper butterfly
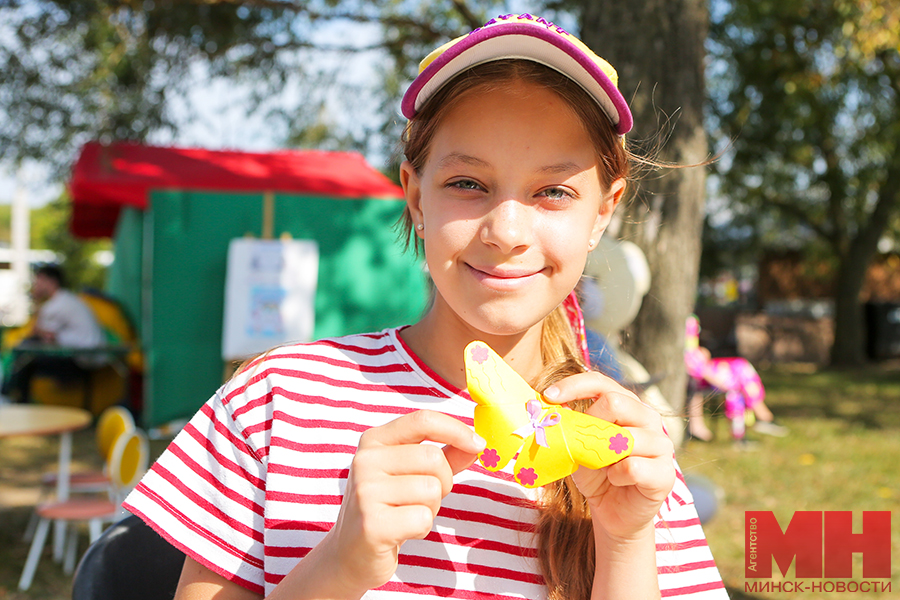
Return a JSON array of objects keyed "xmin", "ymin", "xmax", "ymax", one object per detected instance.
[{"xmin": 465, "ymin": 341, "xmax": 634, "ymax": 488}]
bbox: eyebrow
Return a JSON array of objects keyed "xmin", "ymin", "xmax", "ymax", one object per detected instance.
[
  {"xmin": 435, "ymin": 152, "xmax": 491, "ymax": 170},
  {"xmin": 436, "ymin": 153, "xmax": 586, "ymax": 176},
  {"xmin": 537, "ymin": 161, "xmax": 584, "ymax": 175}
]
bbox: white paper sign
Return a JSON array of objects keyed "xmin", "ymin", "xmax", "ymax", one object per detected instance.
[{"xmin": 222, "ymin": 238, "xmax": 319, "ymax": 360}]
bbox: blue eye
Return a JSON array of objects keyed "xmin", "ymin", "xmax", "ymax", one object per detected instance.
[
  {"xmin": 449, "ymin": 179, "xmax": 483, "ymax": 191},
  {"xmin": 540, "ymin": 187, "xmax": 574, "ymax": 201}
]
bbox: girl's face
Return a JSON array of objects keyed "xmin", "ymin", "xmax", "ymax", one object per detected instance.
[{"xmin": 401, "ymin": 80, "xmax": 624, "ymax": 340}]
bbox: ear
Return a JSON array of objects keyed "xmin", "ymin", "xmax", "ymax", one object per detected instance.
[
  {"xmin": 400, "ymin": 160, "xmax": 425, "ymax": 238},
  {"xmin": 590, "ymin": 177, "xmax": 626, "ymax": 242}
]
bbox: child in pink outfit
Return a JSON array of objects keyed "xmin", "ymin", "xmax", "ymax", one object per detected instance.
[{"xmin": 685, "ymin": 315, "xmax": 787, "ymax": 440}]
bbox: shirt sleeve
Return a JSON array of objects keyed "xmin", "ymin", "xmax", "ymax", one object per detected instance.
[
  {"xmin": 123, "ymin": 381, "xmax": 269, "ymax": 595},
  {"xmin": 654, "ymin": 458, "xmax": 730, "ymax": 598}
]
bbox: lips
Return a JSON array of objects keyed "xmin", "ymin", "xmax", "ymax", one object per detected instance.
[{"xmin": 467, "ymin": 263, "xmax": 545, "ymax": 287}]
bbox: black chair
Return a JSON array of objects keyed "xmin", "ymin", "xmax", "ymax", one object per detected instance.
[{"xmin": 72, "ymin": 514, "xmax": 185, "ymax": 600}]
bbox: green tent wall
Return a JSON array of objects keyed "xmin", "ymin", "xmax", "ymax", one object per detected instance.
[{"xmin": 108, "ymin": 191, "xmax": 426, "ymax": 428}]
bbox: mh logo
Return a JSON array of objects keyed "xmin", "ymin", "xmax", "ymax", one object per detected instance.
[{"xmin": 746, "ymin": 511, "xmax": 891, "ymax": 578}]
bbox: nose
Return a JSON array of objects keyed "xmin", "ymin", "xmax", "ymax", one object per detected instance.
[{"xmin": 479, "ymin": 198, "xmax": 533, "ymax": 254}]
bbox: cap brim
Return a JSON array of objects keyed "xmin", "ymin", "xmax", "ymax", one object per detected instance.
[{"xmin": 401, "ymin": 22, "xmax": 632, "ymax": 135}]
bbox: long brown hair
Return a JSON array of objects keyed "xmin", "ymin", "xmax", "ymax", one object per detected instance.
[{"xmin": 400, "ymin": 59, "xmax": 632, "ymax": 600}]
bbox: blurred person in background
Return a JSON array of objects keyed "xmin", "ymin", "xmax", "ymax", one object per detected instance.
[{"xmin": 1, "ymin": 264, "xmax": 104, "ymax": 402}]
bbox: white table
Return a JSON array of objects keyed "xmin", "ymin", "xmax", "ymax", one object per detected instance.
[{"xmin": 0, "ymin": 404, "xmax": 93, "ymax": 560}]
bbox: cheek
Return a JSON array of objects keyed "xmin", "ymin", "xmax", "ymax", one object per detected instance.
[
  {"xmin": 422, "ymin": 215, "xmax": 478, "ymax": 263},
  {"xmin": 538, "ymin": 212, "xmax": 595, "ymax": 259}
]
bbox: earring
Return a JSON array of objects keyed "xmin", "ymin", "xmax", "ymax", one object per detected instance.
[
  {"xmin": 416, "ymin": 223, "xmax": 424, "ymax": 231},
  {"xmin": 588, "ymin": 239, "xmax": 596, "ymax": 249}
]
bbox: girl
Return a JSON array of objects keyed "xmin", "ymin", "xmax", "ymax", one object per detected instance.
[{"xmin": 124, "ymin": 13, "xmax": 727, "ymax": 600}]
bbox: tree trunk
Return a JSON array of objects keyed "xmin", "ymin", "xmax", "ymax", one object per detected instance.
[
  {"xmin": 578, "ymin": 0, "xmax": 709, "ymax": 413},
  {"xmin": 830, "ymin": 260, "xmax": 867, "ymax": 366},
  {"xmin": 830, "ymin": 157, "xmax": 900, "ymax": 366}
]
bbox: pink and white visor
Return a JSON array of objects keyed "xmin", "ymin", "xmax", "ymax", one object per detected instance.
[{"xmin": 401, "ymin": 13, "xmax": 633, "ymax": 136}]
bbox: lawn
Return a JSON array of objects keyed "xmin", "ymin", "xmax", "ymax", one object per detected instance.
[
  {"xmin": 0, "ymin": 361, "xmax": 897, "ymax": 599},
  {"xmin": 678, "ymin": 361, "xmax": 900, "ymax": 599}
]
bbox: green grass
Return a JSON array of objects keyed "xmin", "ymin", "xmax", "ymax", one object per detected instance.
[
  {"xmin": 0, "ymin": 428, "xmax": 103, "ymax": 600},
  {"xmin": 678, "ymin": 362, "xmax": 900, "ymax": 599},
  {"xmin": 0, "ymin": 362, "xmax": 897, "ymax": 599}
]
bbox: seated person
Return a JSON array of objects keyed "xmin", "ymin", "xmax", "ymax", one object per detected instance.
[{"xmin": 2, "ymin": 264, "xmax": 105, "ymax": 403}]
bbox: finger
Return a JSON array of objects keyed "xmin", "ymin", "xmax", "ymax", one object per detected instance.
[
  {"xmin": 586, "ymin": 392, "xmax": 664, "ymax": 431},
  {"xmin": 605, "ymin": 456, "xmax": 676, "ymax": 499},
  {"xmin": 373, "ymin": 505, "xmax": 437, "ymax": 544},
  {"xmin": 545, "ymin": 372, "xmax": 661, "ymax": 429},
  {"xmin": 360, "ymin": 443, "xmax": 453, "ymax": 477},
  {"xmin": 358, "ymin": 474, "xmax": 444, "ymax": 515},
  {"xmin": 542, "ymin": 370, "xmax": 636, "ymax": 406},
  {"xmin": 361, "ymin": 410, "xmax": 486, "ymax": 455},
  {"xmin": 354, "ymin": 444, "xmax": 454, "ymax": 496},
  {"xmin": 624, "ymin": 427, "xmax": 675, "ymax": 460},
  {"xmin": 442, "ymin": 445, "xmax": 479, "ymax": 477}
]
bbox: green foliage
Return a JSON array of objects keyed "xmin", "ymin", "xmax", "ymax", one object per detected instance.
[
  {"xmin": 0, "ymin": 195, "xmax": 108, "ymax": 290},
  {"xmin": 0, "ymin": 204, "xmax": 9, "ymax": 242},
  {"xmin": 30, "ymin": 194, "xmax": 111, "ymax": 291},
  {"xmin": 0, "ymin": 0, "xmax": 513, "ymax": 175},
  {"xmin": 707, "ymin": 0, "xmax": 900, "ymax": 363},
  {"xmin": 1, "ymin": 0, "xmax": 331, "ymax": 170},
  {"xmin": 708, "ymin": 0, "xmax": 900, "ymax": 254}
]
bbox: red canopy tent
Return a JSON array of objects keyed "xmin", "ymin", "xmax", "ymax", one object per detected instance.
[
  {"xmin": 70, "ymin": 141, "xmax": 404, "ymax": 238},
  {"xmin": 67, "ymin": 141, "xmax": 424, "ymax": 428}
]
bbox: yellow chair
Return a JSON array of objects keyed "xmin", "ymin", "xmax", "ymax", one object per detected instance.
[
  {"xmin": 95, "ymin": 406, "xmax": 137, "ymax": 461},
  {"xmin": 18, "ymin": 427, "xmax": 149, "ymax": 591},
  {"xmin": 31, "ymin": 406, "xmax": 135, "ymax": 504}
]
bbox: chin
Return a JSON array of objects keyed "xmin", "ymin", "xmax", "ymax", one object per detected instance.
[{"xmin": 466, "ymin": 308, "xmax": 546, "ymax": 339}]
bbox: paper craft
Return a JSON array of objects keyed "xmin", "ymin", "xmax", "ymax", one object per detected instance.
[{"xmin": 465, "ymin": 341, "xmax": 634, "ymax": 488}]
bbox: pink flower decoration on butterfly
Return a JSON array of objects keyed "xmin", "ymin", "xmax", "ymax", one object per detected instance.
[
  {"xmin": 516, "ymin": 467, "xmax": 538, "ymax": 487},
  {"xmin": 470, "ymin": 344, "xmax": 489, "ymax": 364},
  {"xmin": 609, "ymin": 433, "xmax": 630, "ymax": 455},
  {"xmin": 480, "ymin": 448, "xmax": 501, "ymax": 469}
]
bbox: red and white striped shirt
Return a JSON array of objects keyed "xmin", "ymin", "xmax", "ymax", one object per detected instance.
[{"xmin": 124, "ymin": 328, "xmax": 727, "ymax": 599}]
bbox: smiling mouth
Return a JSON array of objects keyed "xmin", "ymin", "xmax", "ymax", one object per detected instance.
[{"xmin": 467, "ymin": 264, "xmax": 544, "ymax": 284}]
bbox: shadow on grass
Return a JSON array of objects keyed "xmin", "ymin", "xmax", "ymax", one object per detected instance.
[
  {"xmin": 0, "ymin": 506, "xmax": 75, "ymax": 599},
  {"xmin": 697, "ymin": 362, "xmax": 900, "ymax": 432},
  {"xmin": 761, "ymin": 363, "xmax": 900, "ymax": 431},
  {"xmin": 0, "ymin": 428, "xmax": 105, "ymax": 599}
]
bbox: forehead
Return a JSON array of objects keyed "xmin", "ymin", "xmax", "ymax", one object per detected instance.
[{"xmin": 428, "ymin": 80, "xmax": 596, "ymax": 163}]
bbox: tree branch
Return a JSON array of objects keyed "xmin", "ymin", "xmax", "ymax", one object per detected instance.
[
  {"xmin": 450, "ymin": 0, "xmax": 483, "ymax": 30},
  {"xmin": 764, "ymin": 194, "xmax": 834, "ymax": 243},
  {"xmin": 851, "ymin": 141, "xmax": 900, "ymax": 263},
  {"xmin": 191, "ymin": 0, "xmax": 450, "ymax": 42}
]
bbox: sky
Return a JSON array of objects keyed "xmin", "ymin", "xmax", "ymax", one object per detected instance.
[
  {"xmin": 0, "ymin": 160, "xmax": 59, "ymax": 209},
  {"xmin": 0, "ymin": 11, "xmax": 388, "ymax": 210}
]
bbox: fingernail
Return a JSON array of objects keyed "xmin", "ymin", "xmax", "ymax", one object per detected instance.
[
  {"xmin": 473, "ymin": 433, "xmax": 487, "ymax": 451},
  {"xmin": 544, "ymin": 386, "xmax": 560, "ymax": 400}
]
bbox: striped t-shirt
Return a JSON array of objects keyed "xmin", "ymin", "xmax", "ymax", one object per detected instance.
[{"xmin": 124, "ymin": 328, "xmax": 727, "ymax": 599}]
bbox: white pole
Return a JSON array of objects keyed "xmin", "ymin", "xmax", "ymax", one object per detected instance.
[{"xmin": 10, "ymin": 166, "xmax": 31, "ymax": 325}]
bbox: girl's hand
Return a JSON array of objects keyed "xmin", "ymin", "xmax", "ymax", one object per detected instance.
[
  {"xmin": 543, "ymin": 373, "xmax": 675, "ymax": 541},
  {"xmin": 324, "ymin": 410, "xmax": 485, "ymax": 597}
]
